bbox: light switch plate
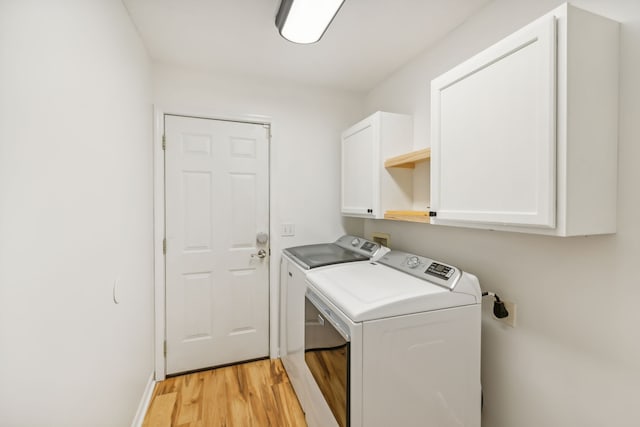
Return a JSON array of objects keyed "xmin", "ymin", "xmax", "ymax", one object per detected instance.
[{"xmin": 281, "ymin": 223, "xmax": 295, "ymax": 236}]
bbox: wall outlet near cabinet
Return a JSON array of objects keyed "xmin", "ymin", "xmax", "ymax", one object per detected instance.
[
  {"xmin": 371, "ymin": 232, "xmax": 390, "ymax": 248},
  {"xmin": 495, "ymin": 301, "xmax": 517, "ymax": 327}
]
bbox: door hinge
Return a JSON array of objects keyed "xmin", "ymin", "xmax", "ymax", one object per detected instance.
[
  {"xmin": 429, "ymin": 211, "xmax": 437, "ymax": 217},
  {"xmin": 163, "ymin": 340, "xmax": 167, "ymax": 356},
  {"xmin": 162, "ymin": 238, "xmax": 167, "ymax": 254},
  {"xmin": 162, "ymin": 134, "xmax": 166, "ymax": 150}
]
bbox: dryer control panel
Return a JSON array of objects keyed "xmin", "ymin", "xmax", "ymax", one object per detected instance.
[
  {"xmin": 378, "ymin": 251, "xmax": 461, "ymax": 290},
  {"xmin": 425, "ymin": 262, "xmax": 455, "ymax": 280},
  {"xmin": 334, "ymin": 235, "xmax": 389, "ymax": 260}
]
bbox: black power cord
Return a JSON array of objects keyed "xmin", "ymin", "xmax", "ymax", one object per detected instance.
[{"xmin": 482, "ymin": 292, "xmax": 509, "ymax": 319}]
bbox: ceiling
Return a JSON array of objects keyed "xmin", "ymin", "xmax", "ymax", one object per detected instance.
[{"xmin": 123, "ymin": 0, "xmax": 493, "ymax": 93}]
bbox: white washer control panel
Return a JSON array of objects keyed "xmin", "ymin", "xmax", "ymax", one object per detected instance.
[
  {"xmin": 334, "ymin": 235, "xmax": 386, "ymax": 258},
  {"xmin": 378, "ymin": 251, "xmax": 461, "ymax": 290},
  {"xmin": 425, "ymin": 262, "xmax": 455, "ymax": 280}
]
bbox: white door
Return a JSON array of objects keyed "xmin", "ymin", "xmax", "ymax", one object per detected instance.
[{"xmin": 164, "ymin": 114, "xmax": 270, "ymax": 375}]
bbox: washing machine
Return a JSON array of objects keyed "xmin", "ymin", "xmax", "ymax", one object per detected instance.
[
  {"xmin": 280, "ymin": 235, "xmax": 388, "ymax": 426},
  {"xmin": 303, "ymin": 250, "xmax": 482, "ymax": 427}
]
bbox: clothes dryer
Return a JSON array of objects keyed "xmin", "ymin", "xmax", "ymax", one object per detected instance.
[
  {"xmin": 303, "ymin": 250, "xmax": 482, "ymax": 427},
  {"xmin": 280, "ymin": 236, "xmax": 388, "ymax": 425}
]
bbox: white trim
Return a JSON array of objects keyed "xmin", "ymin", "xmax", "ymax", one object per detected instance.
[
  {"xmin": 159, "ymin": 108, "xmax": 272, "ymax": 127},
  {"xmin": 152, "ymin": 106, "xmax": 278, "ymax": 381},
  {"xmin": 268, "ymin": 121, "xmax": 279, "ymax": 359},
  {"xmin": 153, "ymin": 106, "xmax": 166, "ymax": 380},
  {"xmin": 130, "ymin": 373, "xmax": 156, "ymax": 427}
]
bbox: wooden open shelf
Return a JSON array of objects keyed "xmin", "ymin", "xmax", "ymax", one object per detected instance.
[
  {"xmin": 384, "ymin": 148, "xmax": 432, "ymax": 223},
  {"xmin": 384, "ymin": 148, "xmax": 431, "ymax": 169},
  {"xmin": 384, "ymin": 210, "xmax": 430, "ymax": 224}
]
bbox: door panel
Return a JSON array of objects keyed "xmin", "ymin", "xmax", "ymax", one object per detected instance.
[
  {"xmin": 431, "ymin": 15, "xmax": 556, "ymax": 228},
  {"xmin": 165, "ymin": 115, "xmax": 269, "ymax": 375},
  {"xmin": 341, "ymin": 120, "xmax": 376, "ymax": 216}
]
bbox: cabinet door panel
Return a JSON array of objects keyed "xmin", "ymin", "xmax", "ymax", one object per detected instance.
[
  {"xmin": 431, "ymin": 15, "xmax": 556, "ymax": 228},
  {"xmin": 341, "ymin": 122, "xmax": 377, "ymax": 216}
]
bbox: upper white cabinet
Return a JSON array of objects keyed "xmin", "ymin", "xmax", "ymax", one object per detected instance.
[
  {"xmin": 341, "ymin": 112, "xmax": 413, "ymax": 218},
  {"xmin": 430, "ymin": 3, "xmax": 619, "ymax": 236},
  {"xmin": 432, "ymin": 14, "xmax": 557, "ymax": 228}
]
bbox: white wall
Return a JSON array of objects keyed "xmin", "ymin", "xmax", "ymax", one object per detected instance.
[
  {"xmin": 363, "ymin": 0, "xmax": 640, "ymax": 426},
  {"xmin": 0, "ymin": 1, "xmax": 154, "ymax": 426},
  {"xmin": 153, "ymin": 63, "xmax": 364, "ymax": 356}
]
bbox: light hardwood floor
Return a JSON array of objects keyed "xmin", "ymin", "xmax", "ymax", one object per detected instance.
[{"xmin": 143, "ymin": 359, "xmax": 307, "ymax": 427}]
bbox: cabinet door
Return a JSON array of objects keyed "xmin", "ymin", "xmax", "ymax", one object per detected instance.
[
  {"xmin": 341, "ymin": 118, "xmax": 379, "ymax": 217},
  {"xmin": 431, "ymin": 15, "xmax": 556, "ymax": 228}
]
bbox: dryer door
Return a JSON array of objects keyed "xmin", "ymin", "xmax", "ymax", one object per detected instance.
[{"xmin": 305, "ymin": 290, "xmax": 350, "ymax": 427}]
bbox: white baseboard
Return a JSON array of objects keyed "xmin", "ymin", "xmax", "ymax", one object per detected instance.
[{"xmin": 131, "ymin": 372, "xmax": 156, "ymax": 427}]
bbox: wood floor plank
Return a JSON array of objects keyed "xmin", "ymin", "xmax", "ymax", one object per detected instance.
[
  {"xmin": 176, "ymin": 373, "xmax": 205, "ymax": 425},
  {"xmin": 225, "ymin": 365, "xmax": 251, "ymax": 426},
  {"xmin": 143, "ymin": 392, "xmax": 177, "ymax": 427},
  {"xmin": 143, "ymin": 359, "xmax": 307, "ymax": 427},
  {"xmin": 205, "ymin": 367, "xmax": 229, "ymax": 426},
  {"xmin": 272, "ymin": 381, "xmax": 307, "ymax": 426}
]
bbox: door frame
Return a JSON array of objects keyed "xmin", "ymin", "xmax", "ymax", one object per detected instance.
[{"xmin": 153, "ymin": 106, "xmax": 277, "ymax": 380}]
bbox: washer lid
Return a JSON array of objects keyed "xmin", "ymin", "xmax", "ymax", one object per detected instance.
[
  {"xmin": 283, "ymin": 243, "xmax": 368, "ymax": 269},
  {"xmin": 306, "ymin": 262, "xmax": 480, "ymax": 322},
  {"xmin": 282, "ymin": 235, "xmax": 384, "ymax": 269}
]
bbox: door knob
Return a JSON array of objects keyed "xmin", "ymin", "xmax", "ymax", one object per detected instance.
[{"xmin": 251, "ymin": 249, "xmax": 267, "ymax": 259}]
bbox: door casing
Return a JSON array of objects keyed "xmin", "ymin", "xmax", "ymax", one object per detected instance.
[{"xmin": 153, "ymin": 107, "xmax": 277, "ymax": 380}]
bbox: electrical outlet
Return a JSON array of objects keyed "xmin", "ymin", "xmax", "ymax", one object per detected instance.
[
  {"xmin": 495, "ymin": 301, "xmax": 516, "ymax": 327},
  {"xmin": 372, "ymin": 232, "xmax": 390, "ymax": 248}
]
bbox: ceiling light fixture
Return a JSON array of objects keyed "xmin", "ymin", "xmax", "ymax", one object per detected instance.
[{"xmin": 275, "ymin": 0, "xmax": 345, "ymax": 44}]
